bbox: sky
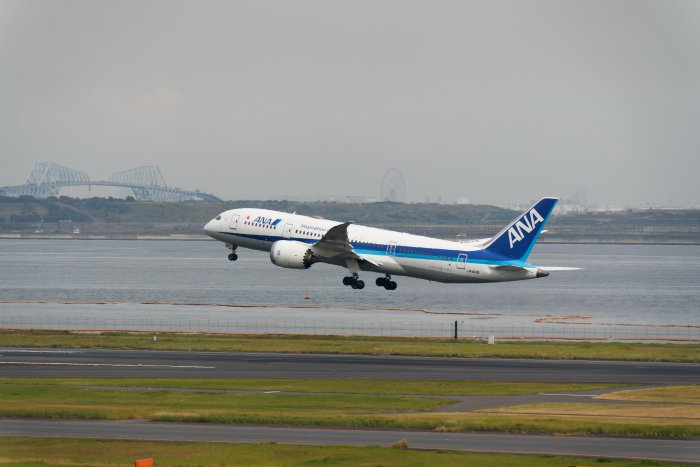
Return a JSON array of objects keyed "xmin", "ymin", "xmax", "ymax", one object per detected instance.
[{"xmin": 1, "ymin": 0, "xmax": 699, "ymax": 206}]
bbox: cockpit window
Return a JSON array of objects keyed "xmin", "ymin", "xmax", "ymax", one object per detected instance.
[{"xmin": 216, "ymin": 215, "xmax": 222, "ymax": 220}]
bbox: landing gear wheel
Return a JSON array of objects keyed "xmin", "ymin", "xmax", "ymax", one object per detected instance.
[
  {"xmin": 377, "ymin": 275, "xmax": 395, "ymax": 290},
  {"xmin": 228, "ymin": 253, "xmax": 238, "ymax": 261},
  {"xmin": 344, "ymin": 275, "xmax": 364, "ymax": 289}
]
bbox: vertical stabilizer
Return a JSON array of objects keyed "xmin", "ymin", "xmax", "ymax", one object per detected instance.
[{"xmin": 483, "ymin": 197, "xmax": 558, "ymax": 262}]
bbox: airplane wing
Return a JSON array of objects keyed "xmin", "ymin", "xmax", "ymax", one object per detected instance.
[{"xmin": 311, "ymin": 222, "xmax": 380, "ymax": 266}]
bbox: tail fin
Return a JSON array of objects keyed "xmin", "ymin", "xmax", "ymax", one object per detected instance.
[{"xmin": 483, "ymin": 197, "xmax": 558, "ymax": 262}]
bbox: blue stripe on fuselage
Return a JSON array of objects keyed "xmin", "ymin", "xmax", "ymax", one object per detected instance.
[{"xmin": 218, "ymin": 231, "xmax": 531, "ymax": 267}]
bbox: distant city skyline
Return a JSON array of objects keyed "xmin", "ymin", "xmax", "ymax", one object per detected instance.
[
  {"xmin": 2, "ymin": 1, "xmax": 699, "ymax": 207},
  {"xmin": 2, "ymin": 159, "xmax": 698, "ymax": 209}
]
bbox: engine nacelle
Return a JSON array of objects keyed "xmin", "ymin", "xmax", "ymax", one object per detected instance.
[{"xmin": 270, "ymin": 240, "xmax": 314, "ymax": 269}]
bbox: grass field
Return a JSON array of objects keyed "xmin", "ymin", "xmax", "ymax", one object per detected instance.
[
  {"xmin": 2, "ymin": 329, "xmax": 699, "ymax": 361},
  {"xmin": 1, "ymin": 379, "xmax": 698, "ymax": 438},
  {"xmin": 484, "ymin": 402, "xmax": 700, "ymax": 421},
  {"xmin": 0, "ymin": 437, "xmax": 693, "ymax": 467},
  {"xmin": 0, "ymin": 383, "xmax": 449, "ymax": 420},
  {"xmin": 0, "ymin": 377, "xmax": 622, "ymax": 396},
  {"xmin": 596, "ymin": 385, "xmax": 700, "ymax": 404},
  {"xmin": 152, "ymin": 410, "xmax": 700, "ymax": 438}
]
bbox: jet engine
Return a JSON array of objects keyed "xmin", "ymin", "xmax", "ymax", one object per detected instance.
[{"xmin": 269, "ymin": 240, "xmax": 314, "ymax": 269}]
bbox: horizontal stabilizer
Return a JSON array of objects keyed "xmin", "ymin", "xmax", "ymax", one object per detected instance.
[
  {"xmin": 490, "ymin": 265, "xmax": 528, "ymax": 272},
  {"xmin": 459, "ymin": 237, "xmax": 491, "ymax": 246}
]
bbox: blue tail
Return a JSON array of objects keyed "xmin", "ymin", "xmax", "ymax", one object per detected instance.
[{"xmin": 483, "ymin": 197, "xmax": 558, "ymax": 262}]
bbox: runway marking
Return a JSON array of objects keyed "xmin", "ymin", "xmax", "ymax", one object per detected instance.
[
  {"xmin": 0, "ymin": 361, "xmax": 214, "ymax": 369},
  {"xmin": 0, "ymin": 349, "xmax": 81, "ymax": 354},
  {"xmin": 539, "ymin": 393, "xmax": 597, "ymax": 397},
  {"xmin": 264, "ymin": 391, "xmax": 281, "ymax": 394}
]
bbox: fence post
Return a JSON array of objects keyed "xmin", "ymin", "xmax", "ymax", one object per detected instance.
[{"xmin": 454, "ymin": 320, "xmax": 458, "ymax": 340}]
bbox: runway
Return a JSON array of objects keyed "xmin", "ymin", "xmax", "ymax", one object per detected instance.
[
  {"xmin": 1, "ymin": 419, "xmax": 699, "ymax": 463},
  {"xmin": 2, "ymin": 347, "xmax": 700, "ymax": 461},
  {"xmin": 1, "ymin": 347, "xmax": 699, "ymax": 383}
]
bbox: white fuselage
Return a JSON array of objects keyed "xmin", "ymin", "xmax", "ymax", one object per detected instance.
[{"xmin": 204, "ymin": 208, "xmax": 541, "ymax": 283}]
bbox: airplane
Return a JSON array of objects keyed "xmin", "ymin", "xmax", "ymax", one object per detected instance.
[{"xmin": 203, "ymin": 197, "xmax": 575, "ymax": 290}]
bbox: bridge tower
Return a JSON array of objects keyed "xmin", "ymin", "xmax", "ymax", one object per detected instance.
[
  {"xmin": 13, "ymin": 162, "xmax": 91, "ymax": 198},
  {"xmin": 1, "ymin": 162, "xmax": 221, "ymax": 202}
]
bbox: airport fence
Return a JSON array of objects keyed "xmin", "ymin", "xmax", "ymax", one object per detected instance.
[{"xmin": 1, "ymin": 315, "xmax": 698, "ymax": 342}]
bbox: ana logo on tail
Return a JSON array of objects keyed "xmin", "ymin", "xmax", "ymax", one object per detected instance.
[{"xmin": 508, "ymin": 208, "xmax": 544, "ymax": 248}]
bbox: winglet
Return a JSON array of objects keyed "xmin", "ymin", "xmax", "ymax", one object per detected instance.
[
  {"xmin": 482, "ymin": 197, "xmax": 558, "ymax": 262},
  {"xmin": 311, "ymin": 222, "xmax": 355, "ymax": 261},
  {"xmin": 312, "ymin": 222, "xmax": 379, "ymax": 266}
]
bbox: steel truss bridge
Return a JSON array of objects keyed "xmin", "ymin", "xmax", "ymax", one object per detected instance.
[{"xmin": 0, "ymin": 162, "xmax": 221, "ymax": 202}]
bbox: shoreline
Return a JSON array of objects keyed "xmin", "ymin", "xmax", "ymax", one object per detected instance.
[{"xmin": 0, "ymin": 233, "xmax": 699, "ymax": 245}]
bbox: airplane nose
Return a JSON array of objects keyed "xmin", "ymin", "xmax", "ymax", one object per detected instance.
[{"xmin": 203, "ymin": 220, "xmax": 215, "ymax": 236}]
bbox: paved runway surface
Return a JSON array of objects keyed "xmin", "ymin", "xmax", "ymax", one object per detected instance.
[
  {"xmin": 1, "ymin": 419, "xmax": 699, "ymax": 463},
  {"xmin": 1, "ymin": 347, "xmax": 699, "ymax": 383},
  {"xmin": 2, "ymin": 348, "xmax": 700, "ymax": 462}
]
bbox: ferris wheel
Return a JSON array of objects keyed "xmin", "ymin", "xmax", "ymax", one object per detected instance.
[{"xmin": 380, "ymin": 168, "xmax": 406, "ymax": 202}]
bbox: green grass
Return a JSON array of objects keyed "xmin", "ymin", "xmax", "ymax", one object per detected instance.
[
  {"xmin": 1, "ymin": 380, "xmax": 699, "ymax": 438},
  {"xmin": 0, "ymin": 437, "xmax": 692, "ymax": 466},
  {"xmin": 1, "ymin": 329, "xmax": 699, "ymax": 362},
  {"xmin": 0, "ymin": 384, "xmax": 448, "ymax": 420},
  {"xmin": 0, "ymin": 377, "xmax": 622, "ymax": 396},
  {"xmin": 152, "ymin": 411, "xmax": 700, "ymax": 438}
]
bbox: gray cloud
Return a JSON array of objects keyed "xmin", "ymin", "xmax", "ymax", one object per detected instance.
[{"xmin": 1, "ymin": 0, "xmax": 699, "ymax": 205}]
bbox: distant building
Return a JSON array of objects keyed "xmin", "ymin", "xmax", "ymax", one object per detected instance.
[
  {"xmin": 268, "ymin": 195, "xmax": 377, "ymax": 203},
  {"xmin": 456, "ymin": 197, "xmax": 470, "ymax": 205},
  {"xmin": 556, "ymin": 203, "xmax": 587, "ymax": 214}
]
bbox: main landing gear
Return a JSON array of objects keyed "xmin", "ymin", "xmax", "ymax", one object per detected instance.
[
  {"xmin": 343, "ymin": 274, "xmax": 397, "ymax": 291},
  {"xmin": 342, "ymin": 274, "xmax": 365, "ymax": 289},
  {"xmin": 376, "ymin": 275, "xmax": 397, "ymax": 290}
]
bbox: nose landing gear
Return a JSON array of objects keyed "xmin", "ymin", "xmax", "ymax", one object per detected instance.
[
  {"xmin": 376, "ymin": 275, "xmax": 397, "ymax": 290},
  {"xmin": 226, "ymin": 244, "xmax": 238, "ymax": 261}
]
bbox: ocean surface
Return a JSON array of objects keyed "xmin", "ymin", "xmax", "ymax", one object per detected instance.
[{"xmin": 0, "ymin": 239, "xmax": 698, "ymax": 339}]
